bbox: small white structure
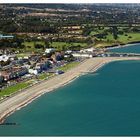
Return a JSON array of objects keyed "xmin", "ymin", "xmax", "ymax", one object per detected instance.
[
  {"xmin": 24, "ymin": 64, "xmax": 31, "ymax": 69},
  {"xmin": 45, "ymin": 48, "xmax": 55, "ymax": 54},
  {"xmin": 24, "ymin": 56, "xmax": 29, "ymax": 59},
  {"xmin": 0, "ymin": 55, "xmax": 9, "ymax": 62},
  {"xmin": 72, "ymin": 53, "xmax": 92, "ymax": 58},
  {"xmin": 28, "ymin": 69, "xmax": 38, "ymax": 75},
  {"xmin": 0, "ymin": 54, "xmax": 15, "ymax": 62},
  {"xmin": 65, "ymin": 50, "xmax": 72, "ymax": 54},
  {"xmin": 80, "ymin": 48, "xmax": 96, "ymax": 53}
]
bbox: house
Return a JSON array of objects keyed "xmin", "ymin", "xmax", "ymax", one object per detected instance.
[
  {"xmin": 0, "ymin": 54, "xmax": 16, "ymax": 62},
  {"xmin": 35, "ymin": 61, "xmax": 51, "ymax": 72},
  {"xmin": 45, "ymin": 48, "xmax": 56, "ymax": 54},
  {"xmin": 0, "ymin": 67, "xmax": 28, "ymax": 81},
  {"xmin": 0, "ymin": 55, "xmax": 9, "ymax": 62},
  {"xmin": 55, "ymin": 53, "xmax": 64, "ymax": 61},
  {"xmin": 28, "ymin": 69, "xmax": 38, "ymax": 75}
]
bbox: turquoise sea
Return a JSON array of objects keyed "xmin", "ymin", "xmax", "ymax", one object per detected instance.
[
  {"xmin": 0, "ymin": 44, "xmax": 140, "ymax": 136},
  {"xmin": 109, "ymin": 43, "xmax": 140, "ymax": 53}
]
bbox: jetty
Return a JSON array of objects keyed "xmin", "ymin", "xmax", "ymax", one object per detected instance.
[{"xmin": 0, "ymin": 56, "xmax": 140, "ymax": 123}]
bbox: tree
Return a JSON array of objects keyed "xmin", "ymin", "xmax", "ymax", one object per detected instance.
[
  {"xmin": 34, "ymin": 44, "xmax": 44, "ymax": 49},
  {"xmin": 112, "ymin": 27, "xmax": 118, "ymax": 40}
]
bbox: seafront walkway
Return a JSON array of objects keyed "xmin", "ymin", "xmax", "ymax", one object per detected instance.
[
  {"xmin": 0, "ymin": 56, "xmax": 140, "ymax": 123},
  {"xmin": 107, "ymin": 52, "xmax": 140, "ymax": 56}
]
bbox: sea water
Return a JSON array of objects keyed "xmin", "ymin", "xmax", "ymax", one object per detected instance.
[{"xmin": 109, "ymin": 43, "xmax": 140, "ymax": 53}]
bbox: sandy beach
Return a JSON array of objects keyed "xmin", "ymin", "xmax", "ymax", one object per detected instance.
[{"xmin": 0, "ymin": 56, "xmax": 140, "ymax": 123}]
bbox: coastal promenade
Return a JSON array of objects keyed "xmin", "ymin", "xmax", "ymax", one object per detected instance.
[{"xmin": 0, "ymin": 57, "xmax": 140, "ymax": 123}]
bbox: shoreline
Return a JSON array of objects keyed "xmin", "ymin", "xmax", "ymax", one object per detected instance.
[
  {"xmin": 105, "ymin": 42, "xmax": 140, "ymax": 50},
  {"xmin": 0, "ymin": 57, "xmax": 140, "ymax": 124}
]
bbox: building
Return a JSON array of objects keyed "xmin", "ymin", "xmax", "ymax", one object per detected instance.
[
  {"xmin": 0, "ymin": 55, "xmax": 9, "ymax": 62},
  {"xmin": 35, "ymin": 61, "xmax": 50, "ymax": 72},
  {"xmin": 28, "ymin": 69, "xmax": 38, "ymax": 75},
  {"xmin": 0, "ymin": 54, "xmax": 16, "ymax": 62},
  {"xmin": 72, "ymin": 53, "xmax": 93, "ymax": 58},
  {"xmin": 80, "ymin": 48, "xmax": 96, "ymax": 53},
  {"xmin": 0, "ymin": 34, "xmax": 14, "ymax": 39},
  {"xmin": 0, "ymin": 67, "xmax": 28, "ymax": 81},
  {"xmin": 45, "ymin": 48, "xmax": 56, "ymax": 54}
]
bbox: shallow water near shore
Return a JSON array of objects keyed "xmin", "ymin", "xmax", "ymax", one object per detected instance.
[
  {"xmin": 109, "ymin": 43, "xmax": 140, "ymax": 53},
  {"xmin": 1, "ymin": 60, "xmax": 140, "ymax": 136}
]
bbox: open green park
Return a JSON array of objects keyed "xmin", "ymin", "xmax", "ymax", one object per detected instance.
[
  {"xmin": 94, "ymin": 32, "xmax": 140, "ymax": 48},
  {"xmin": 0, "ymin": 82, "xmax": 29, "ymax": 98},
  {"xmin": 89, "ymin": 27, "xmax": 140, "ymax": 48},
  {"xmin": 57, "ymin": 61, "xmax": 80, "ymax": 72},
  {"xmin": 22, "ymin": 41, "xmax": 87, "ymax": 52}
]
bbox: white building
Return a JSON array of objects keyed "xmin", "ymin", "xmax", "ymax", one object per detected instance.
[
  {"xmin": 45, "ymin": 48, "xmax": 56, "ymax": 54},
  {"xmin": 72, "ymin": 53, "xmax": 92, "ymax": 58},
  {"xmin": 65, "ymin": 50, "xmax": 72, "ymax": 54},
  {"xmin": 28, "ymin": 69, "xmax": 38, "ymax": 75},
  {"xmin": 0, "ymin": 55, "xmax": 9, "ymax": 62},
  {"xmin": 80, "ymin": 48, "xmax": 96, "ymax": 53},
  {"xmin": 0, "ymin": 54, "xmax": 15, "ymax": 62}
]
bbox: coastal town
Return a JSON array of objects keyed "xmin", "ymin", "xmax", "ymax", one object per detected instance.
[
  {"xmin": 0, "ymin": 33, "xmax": 104, "ymax": 100},
  {"xmin": 1, "ymin": 33, "xmax": 140, "ymax": 101},
  {"xmin": 1, "ymin": 4, "xmax": 140, "ymax": 101},
  {"xmin": 1, "ymin": 3, "xmax": 140, "ymax": 136}
]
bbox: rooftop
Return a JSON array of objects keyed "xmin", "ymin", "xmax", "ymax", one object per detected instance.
[{"xmin": 0, "ymin": 34, "xmax": 14, "ymax": 39}]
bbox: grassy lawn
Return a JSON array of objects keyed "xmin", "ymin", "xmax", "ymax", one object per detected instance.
[
  {"xmin": 50, "ymin": 42, "xmax": 87, "ymax": 50},
  {"xmin": 57, "ymin": 61, "xmax": 80, "ymax": 72},
  {"xmin": 23, "ymin": 41, "xmax": 45, "ymax": 47},
  {"xmin": 95, "ymin": 32, "xmax": 140, "ymax": 48},
  {"xmin": 38, "ymin": 73, "xmax": 53, "ymax": 80},
  {"xmin": 22, "ymin": 41, "xmax": 45, "ymax": 52},
  {"xmin": 0, "ymin": 82, "xmax": 30, "ymax": 98},
  {"xmin": 90, "ymin": 31, "xmax": 99, "ymax": 36},
  {"xmin": 118, "ymin": 33, "xmax": 140, "ymax": 43},
  {"xmin": 90, "ymin": 27, "xmax": 110, "ymax": 36},
  {"xmin": 16, "ymin": 53, "xmax": 31, "ymax": 58},
  {"xmin": 94, "ymin": 41, "xmax": 115, "ymax": 48},
  {"xmin": 0, "ymin": 72, "xmax": 54, "ymax": 99},
  {"xmin": 22, "ymin": 41, "xmax": 87, "ymax": 51}
]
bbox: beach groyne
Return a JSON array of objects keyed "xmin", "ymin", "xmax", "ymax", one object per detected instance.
[{"xmin": 0, "ymin": 57, "xmax": 140, "ymax": 124}]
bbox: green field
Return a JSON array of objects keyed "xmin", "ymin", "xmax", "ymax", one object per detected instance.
[
  {"xmin": 38, "ymin": 73, "xmax": 53, "ymax": 80},
  {"xmin": 94, "ymin": 32, "xmax": 140, "ymax": 48},
  {"xmin": 0, "ymin": 82, "xmax": 29, "ymax": 98},
  {"xmin": 0, "ymin": 72, "xmax": 53, "ymax": 99},
  {"xmin": 57, "ymin": 61, "xmax": 80, "ymax": 72},
  {"xmin": 16, "ymin": 53, "xmax": 31, "ymax": 58},
  {"xmin": 90, "ymin": 27, "xmax": 110, "ymax": 36},
  {"xmin": 50, "ymin": 42, "xmax": 87, "ymax": 50},
  {"xmin": 89, "ymin": 26, "xmax": 140, "ymax": 48},
  {"xmin": 22, "ymin": 41, "xmax": 87, "ymax": 51},
  {"xmin": 22, "ymin": 41, "xmax": 45, "ymax": 52},
  {"xmin": 23, "ymin": 41, "xmax": 45, "ymax": 47}
]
